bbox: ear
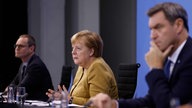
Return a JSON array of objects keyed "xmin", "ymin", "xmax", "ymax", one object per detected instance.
[
  {"xmin": 29, "ymin": 45, "xmax": 35, "ymax": 52},
  {"xmin": 174, "ymin": 18, "xmax": 184, "ymax": 35},
  {"xmin": 89, "ymin": 48, "xmax": 94, "ymax": 56}
]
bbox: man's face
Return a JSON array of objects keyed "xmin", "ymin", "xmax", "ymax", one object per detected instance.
[
  {"xmin": 148, "ymin": 11, "xmax": 178, "ymax": 52},
  {"xmin": 14, "ymin": 37, "xmax": 33, "ymax": 59}
]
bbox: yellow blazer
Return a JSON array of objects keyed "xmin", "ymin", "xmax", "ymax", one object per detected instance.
[{"xmin": 69, "ymin": 57, "xmax": 118, "ymax": 105}]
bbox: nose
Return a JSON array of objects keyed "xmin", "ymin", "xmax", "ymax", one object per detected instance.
[
  {"xmin": 72, "ymin": 49, "xmax": 74, "ymax": 54},
  {"xmin": 15, "ymin": 46, "xmax": 19, "ymax": 51},
  {"xmin": 71, "ymin": 48, "xmax": 76, "ymax": 55},
  {"xmin": 150, "ymin": 30, "xmax": 158, "ymax": 39}
]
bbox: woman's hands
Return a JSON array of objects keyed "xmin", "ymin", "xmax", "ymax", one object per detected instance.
[{"xmin": 46, "ymin": 85, "xmax": 69, "ymax": 100}]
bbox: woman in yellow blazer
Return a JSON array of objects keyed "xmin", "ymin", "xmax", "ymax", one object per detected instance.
[
  {"xmin": 70, "ymin": 57, "xmax": 118, "ymax": 105},
  {"xmin": 46, "ymin": 30, "xmax": 118, "ymax": 105}
]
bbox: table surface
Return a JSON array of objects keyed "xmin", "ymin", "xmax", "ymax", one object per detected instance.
[
  {"xmin": 0, "ymin": 101, "xmax": 86, "ymax": 108},
  {"xmin": 0, "ymin": 92, "xmax": 86, "ymax": 108}
]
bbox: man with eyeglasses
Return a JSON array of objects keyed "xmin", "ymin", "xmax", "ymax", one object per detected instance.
[{"xmin": 4, "ymin": 34, "xmax": 54, "ymax": 101}]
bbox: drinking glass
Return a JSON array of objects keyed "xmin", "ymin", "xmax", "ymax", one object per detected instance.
[
  {"xmin": 7, "ymin": 86, "xmax": 15, "ymax": 103},
  {"xmin": 16, "ymin": 87, "xmax": 26, "ymax": 104}
]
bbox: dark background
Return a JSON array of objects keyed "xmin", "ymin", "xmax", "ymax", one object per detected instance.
[
  {"xmin": 1, "ymin": 0, "xmax": 137, "ymax": 92},
  {"xmin": 0, "ymin": 0, "xmax": 28, "ymax": 91}
]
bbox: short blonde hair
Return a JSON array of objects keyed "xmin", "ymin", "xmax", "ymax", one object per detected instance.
[{"xmin": 71, "ymin": 30, "xmax": 103, "ymax": 57}]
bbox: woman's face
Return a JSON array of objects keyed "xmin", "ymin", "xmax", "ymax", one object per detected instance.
[{"xmin": 71, "ymin": 40, "xmax": 93, "ymax": 68}]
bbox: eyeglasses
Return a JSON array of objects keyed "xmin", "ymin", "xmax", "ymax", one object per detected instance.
[{"xmin": 14, "ymin": 44, "xmax": 28, "ymax": 49}]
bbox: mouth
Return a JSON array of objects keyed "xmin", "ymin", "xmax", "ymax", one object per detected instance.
[
  {"xmin": 73, "ymin": 57, "xmax": 78, "ymax": 60},
  {"xmin": 154, "ymin": 41, "xmax": 160, "ymax": 48}
]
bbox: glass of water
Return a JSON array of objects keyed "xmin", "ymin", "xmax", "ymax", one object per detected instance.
[
  {"xmin": 16, "ymin": 87, "xmax": 26, "ymax": 104},
  {"xmin": 7, "ymin": 86, "xmax": 15, "ymax": 103}
]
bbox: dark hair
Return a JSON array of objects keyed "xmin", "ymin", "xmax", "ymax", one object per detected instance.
[
  {"xmin": 19, "ymin": 34, "xmax": 36, "ymax": 51},
  {"xmin": 147, "ymin": 2, "xmax": 189, "ymax": 32}
]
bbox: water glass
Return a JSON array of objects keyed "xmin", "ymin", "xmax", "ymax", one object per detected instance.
[
  {"xmin": 16, "ymin": 87, "xmax": 26, "ymax": 104},
  {"xmin": 7, "ymin": 86, "xmax": 15, "ymax": 103}
]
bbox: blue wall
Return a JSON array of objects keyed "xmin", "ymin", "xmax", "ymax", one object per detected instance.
[{"xmin": 136, "ymin": 0, "xmax": 192, "ymax": 97}]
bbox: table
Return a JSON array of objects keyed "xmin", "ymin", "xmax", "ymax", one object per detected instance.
[
  {"xmin": 0, "ymin": 102, "xmax": 46, "ymax": 108},
  {"xmin": 0, "ymin": 92, "xmax": 86, "ymax": 108},
  {"xmin": 0, "ymin": 102, "xmax": 86, "ymax": 108}
]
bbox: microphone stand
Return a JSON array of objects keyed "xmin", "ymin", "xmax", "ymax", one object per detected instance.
[{"xmin": 20, "ymin": 93, "xmax": 28, "ymax": 105}]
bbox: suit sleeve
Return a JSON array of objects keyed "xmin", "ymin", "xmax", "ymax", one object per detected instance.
[
  {"xmin": 118, "ymin": 94, "xmax": 155, "ymax": 108},
  {"xmin": 146, "ymin": 66, "xmax": 192, "ymax": 107}
]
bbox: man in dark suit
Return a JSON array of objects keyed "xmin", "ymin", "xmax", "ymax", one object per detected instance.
[
  {"xmin": 90, "ymin": 2, "xmax": 192, "ymax": 108},
  {"xmin": 4, "ymin": 34, "xmax": 54, "ymax": 101}
]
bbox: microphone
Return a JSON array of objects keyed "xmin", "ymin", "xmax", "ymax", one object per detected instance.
[
  {"xmin": 20, "ymin": 93, "xmax": 28, "ymax": 99},
  {"xmin": 47, "ymin": 97, "xmax": 54, "ymax": 103},
  {"xmin": 47, "ymin": 91, "xmax": 55, "ymax": 103},
  {"xmin": 20, "ymin": 93, "xmax": 28, "ymax": 104}
]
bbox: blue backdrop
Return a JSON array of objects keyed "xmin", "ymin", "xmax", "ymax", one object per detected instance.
[{"xmin": 136, "ymin": 0, "xmax": 192, "ymax": 97}]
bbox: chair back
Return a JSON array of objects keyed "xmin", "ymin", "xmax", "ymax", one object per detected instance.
[
  {"xmin": 117, "ymin": 63, "xmax": 140, "ymax": 99},
  {"xmin": 60, "ymin": 65, "xmax": 73, "ymax": 90}
]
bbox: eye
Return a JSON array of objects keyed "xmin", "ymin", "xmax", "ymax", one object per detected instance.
[
  {"xmin": 77, "ymin": 47, "xmax": 81, "ymax": 50},
  {"xmin": 155, "ymin": 24, "xmax": 163, "ymax": 29},
  {"xmin": 14, "ymin": 44, "xmax": 28, "ymax": 49}
]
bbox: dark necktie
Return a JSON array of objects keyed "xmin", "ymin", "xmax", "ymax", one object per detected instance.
[
  {"xmin": 22, "ymin": 65, "xmax": 26, "ymax": 80},
  {"xmin": 164, "ymin": 60, "xmax": 172, "ymax": 78}
]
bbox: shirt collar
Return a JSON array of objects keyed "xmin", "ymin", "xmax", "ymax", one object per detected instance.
[
  {"xmin": 168, "ymin": 39, "xmax": 187, "ymax": 64},
  {"xmin": 23, "ymin": 62, "xmax": 28, "ymax": 67}
]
